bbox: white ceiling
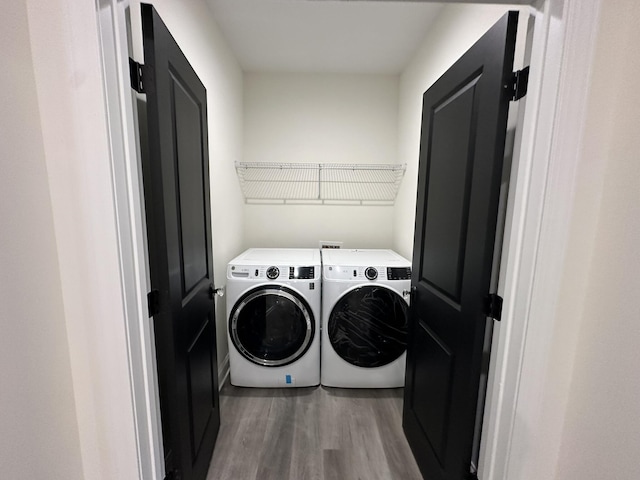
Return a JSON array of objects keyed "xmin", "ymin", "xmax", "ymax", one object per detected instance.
[{"xmin": 205, "ymin": 0, "xmax": 447, "ymax": 74}]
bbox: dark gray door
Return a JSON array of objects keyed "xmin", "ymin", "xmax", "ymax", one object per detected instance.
[
  {"xmin": 403, "ymin": 12, "xmax": 518, "ymax": 480},
  {"xmin": 140, "ymin": 4, "xmax": 219, "ymax": 480}
]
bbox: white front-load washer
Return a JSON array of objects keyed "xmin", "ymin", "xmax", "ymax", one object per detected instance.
[
  {"xmin": 226, "ymin": 248, "xmax": 321, "ymax": 387},
  {"xmin": 321, "ymin": 249, "xmax": 411, "ymax": 388}
]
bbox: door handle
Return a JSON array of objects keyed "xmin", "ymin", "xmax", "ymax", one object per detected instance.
[
  {"xmin": 209, "ymin": 284, "xmax": 224, "ymax": 299},
  {"xmin": 404, "ymin": 286, "xmax": 417, "ymax": 301}
]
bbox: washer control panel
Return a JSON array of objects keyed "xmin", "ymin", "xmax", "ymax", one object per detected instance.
[
  {"xmin": 229, "ymin": 264, "xmax": 319, "ymax": 280},
  {"xmin": 289, "ymin": 266, "xmax": 315, "ymax": 280}
]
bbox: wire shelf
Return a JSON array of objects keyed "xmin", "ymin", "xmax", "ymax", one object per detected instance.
[{"xmin": 235, "ymin": 162, "xmax": 406, "ymax": 205}]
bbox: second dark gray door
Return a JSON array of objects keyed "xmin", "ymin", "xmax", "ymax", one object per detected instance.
[
  {"xmin": 141, "ymin": 4, "xmax": 220, "ymax": 480},
  {"xmin": 403, "ymin": 11, "xmax": 519, "ymax": 480}
]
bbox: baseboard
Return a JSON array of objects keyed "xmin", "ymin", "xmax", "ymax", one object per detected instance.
[{"xmin": 218, "ymin": 353, "xmax": 230, "ymax": 390}]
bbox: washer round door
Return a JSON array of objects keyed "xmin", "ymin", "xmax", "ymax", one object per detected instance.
[
  {"xmin": 328, "ymin": 285, "xmax": 408, "ymax": 368},
  {"xmin": 229, "ymin": 285, "xmax": 315, "ymax": 367}
]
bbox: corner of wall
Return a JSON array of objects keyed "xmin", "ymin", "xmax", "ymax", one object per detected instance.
[
  {"xmin": 393, "ymin": 4, "xmax": 520, "ymax": 261},
  {"xmin": 133, "ymin": 0, "xmax": 246, "ymax": 367}
]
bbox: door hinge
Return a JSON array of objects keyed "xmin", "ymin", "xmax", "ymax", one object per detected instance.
[
  {"xmin": 147, "ymin": 289, "xmax": 160, "ymax": 317},
  {"xmin": 129, "ymin": 58, "xmax": 145, "ymax": 94},
  {"xmin": 508, "ymin": 66, "xmax": 529, "ymax": 101},
  {"xmin": 484, "ymin": 293, "xmax": 503, "ymax": 321}
]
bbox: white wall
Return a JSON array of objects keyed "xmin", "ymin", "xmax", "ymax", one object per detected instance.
[
  {"xmin": 0, "ymin": 1, "xmax": 88, "ymax": 478},
  {"xmin": 26, "ymin": 0, "xmax": 142, "ymax": 477},
  {"xmin": 393, "ymin": 4, "xmax": 518, "ymax": 260},
  {"xmin": 551, "ymin": 2, "xmax": 640, "ymax": 478},
  {"xmin": 244, "ymin": 204, "xmax": 395, "ymax": 249},
  {"xmin": 242, "ymin": 73, "xmax": 398, "ymax": 250},
  {"xmin": 19, "ymin": 0, "xmax": 243, "ymax": 477},
  {"xmin": 130, "ymin": 0, "xmax": 245, "ymax": 367}
]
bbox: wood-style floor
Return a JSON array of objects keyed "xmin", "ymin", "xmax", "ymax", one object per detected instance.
[{"xmin": 206, "ymin": 382, "xmax": 423, "ymax": 480}]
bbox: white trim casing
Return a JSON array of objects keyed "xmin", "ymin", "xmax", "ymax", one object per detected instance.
[
  {"xmin": 479, "ymin": 2, "xmax": 554, "ymax": 477},
  {"xmin": 503, "ymin": 0, "xmax": 604, "ymax": 478},
  {"xmin": 479, "ymin": 0, "xmax": 603, "ymax": 478},
  {"xmin": 95, "ymin": 0, "xmax": 163, "ymax": 478}
]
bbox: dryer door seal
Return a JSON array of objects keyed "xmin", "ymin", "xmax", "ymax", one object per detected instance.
[
  {"xmin": 328, "ymin": 285, "xmax": 408, "ymax": 368},
  {"xmin": 230, "ymin": 285, "xmax": 314, "ymax": 367}
]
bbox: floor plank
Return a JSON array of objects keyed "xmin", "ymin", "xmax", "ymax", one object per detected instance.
[{"xmin": 206, "ymin": 383, "xmax": 423, "ymax": 480}]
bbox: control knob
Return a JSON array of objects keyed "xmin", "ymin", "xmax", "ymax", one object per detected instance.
[
  {"xmin": 364, "ymin": 267, "xmax": 378, "ymax": 280},
  {"xmin": 266, "ymin": 266, "xmax": 280, "ymax": 280}
]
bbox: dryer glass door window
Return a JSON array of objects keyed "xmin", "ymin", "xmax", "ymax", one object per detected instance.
[
  {"xmin": 328, "ymin": 286, "xmax": 408, "ymax": 368},
  {"xmin": 230, "ymin": 286, "xmax": 314, "ymax": 367}
]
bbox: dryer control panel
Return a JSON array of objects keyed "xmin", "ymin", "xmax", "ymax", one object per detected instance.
[
  {"xmin": 325, "ymin": 265, "xmax": 411, "ymax": 281},
  {"xmin": 387, "ymin": 267, "xmax": 411, "ymax": 280}
]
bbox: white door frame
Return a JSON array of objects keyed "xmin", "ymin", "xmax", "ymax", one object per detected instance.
[
  {"xmin": 95, "ymin": 0, "xmax": 164, "ymax": 478},
  {"xmin": 480, "ymin": 0, "xmax": 603, "ymax": 478},
  {"xmin": 88, "ymin": 0, "xmax": 603, "ymax": 478}
]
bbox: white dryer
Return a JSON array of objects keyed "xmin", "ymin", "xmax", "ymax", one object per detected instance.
[
  {"xmin": 321, "ymin": 249, "xmax": 411, "ymax": 388},
  {"xmin": 226, "ymin": 248, "xmax": 321, "ymax": 387}
]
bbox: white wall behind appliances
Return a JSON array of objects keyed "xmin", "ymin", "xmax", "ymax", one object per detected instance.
[
  {"xmin": 243, "ymin": 73, "xmax": 399, "ymax": 249},
  {"xmin": 244, "ymin": 73, "xmax": 398, "ymax": 165},
  {"xmin": 244, "ymin": 204, "xmax": 394, "ymax": 249},
  {"xmin": 1, "ymin": 1, "xmax": 84, "ymax": 477},
  {"xmin": 393, "ymin": 4, "xmax": 515, "ymax": 260},
  {"xmin": 130, "ymin": 0, "xmax": 245, "ymax": 367}
]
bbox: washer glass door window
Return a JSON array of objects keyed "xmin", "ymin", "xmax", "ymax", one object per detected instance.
[
  {"xmin": 328, "ymin": 286, "xmax": 408, "ymax": 367},
  {"xmin": 230, "ymin": 286, "xmax": 314, "ymax": 367}
]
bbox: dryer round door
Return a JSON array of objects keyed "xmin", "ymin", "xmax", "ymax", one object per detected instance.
[
  {"xmin": 229, "ymin": 285, "xmax": 315, "ymax": 367},
  {"xmin": 328, "ymin": 285, "xmax": 408, "ymax": 368}
]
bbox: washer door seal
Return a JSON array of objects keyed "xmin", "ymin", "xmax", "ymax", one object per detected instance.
[{"xmin": 229, "ymin": 285, "xmax": 314, "ymax": 367}]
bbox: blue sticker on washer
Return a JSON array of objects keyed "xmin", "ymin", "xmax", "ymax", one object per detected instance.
[{"xmin": 285, "ymin": 375, "xmax": 292, "ymax": 384}]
